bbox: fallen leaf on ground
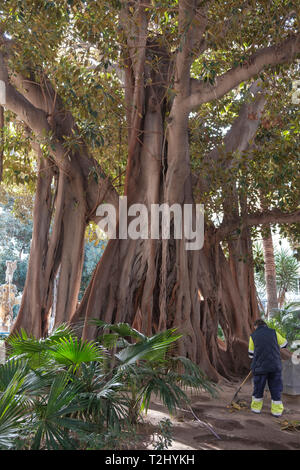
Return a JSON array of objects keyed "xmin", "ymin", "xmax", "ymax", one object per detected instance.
[
  {"xmin": 227, "ymin": 400, "xmax": 249, "ymax": 412},
  {"xmin": 279, "ymin": 420, "xmax": 300, "ymax": 432}
]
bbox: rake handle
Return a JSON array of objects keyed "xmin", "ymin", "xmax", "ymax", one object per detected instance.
[
  {"xmin": 239, "ymin": 370, "xmax": 252, "ymax": 388},
  {"xmin": 232, "ymin": 371, "xmax": 252, "ymax": 402}
]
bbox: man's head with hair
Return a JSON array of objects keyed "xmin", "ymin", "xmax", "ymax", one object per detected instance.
[{"xmin": 253, "ymin": 319, "xmax": 267, "ymax": 328}]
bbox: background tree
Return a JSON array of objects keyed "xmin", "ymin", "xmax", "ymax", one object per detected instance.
[
  {"xmin": 79, "ymin": 236, "xmax": 107, "ymax": 300},
  {"xmin": 0, "ymin": 193, "xmax": 33, "ymax": 291},
  {"xmin": 275, "ymin": 248, "xmax": 299, "ymax": 307},
  {"xmin": 253, "ymin": 242, "xmax": 300, "ymax": 309}
]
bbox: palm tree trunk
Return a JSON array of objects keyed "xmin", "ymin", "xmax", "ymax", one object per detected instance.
[{"xmin": 262, "ymin": 226, "xmax": 278, "ymax": 318}]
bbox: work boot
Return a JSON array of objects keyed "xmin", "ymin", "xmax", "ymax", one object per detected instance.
[
  {"xmin": 271, "ymin": 400, "xmax": 284, "ymax": 417},
  {"xmin": 251, "ymin": 396, "xmax": 263, "ymax": 413}
]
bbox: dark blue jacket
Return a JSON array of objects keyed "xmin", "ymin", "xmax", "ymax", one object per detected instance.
[{"xmin": 250, "ymin": 325, "xmax": 282, "ymax": 375}]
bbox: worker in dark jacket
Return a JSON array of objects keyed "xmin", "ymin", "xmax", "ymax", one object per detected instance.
[{"xmin": 248, "ymin": 319, "xmax": 288, "ymax": 417}]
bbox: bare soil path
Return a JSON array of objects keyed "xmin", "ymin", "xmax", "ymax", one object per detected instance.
[{"xmin": 145, "ymin": 381, "xmax": 300, "ymax": 450}]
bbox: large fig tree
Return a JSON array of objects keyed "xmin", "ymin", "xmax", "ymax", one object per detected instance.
[{"xmin": 0, "ymin": 0, "xmax": 299, "ymax": 379}]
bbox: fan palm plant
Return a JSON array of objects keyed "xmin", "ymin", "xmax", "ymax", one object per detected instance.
[
  {"xmin": 254, "ymin": 244, "xmax": 300, "ymax": 311},
  {"xmin": 74, "ymin": 361, "xmax": 129, "ymax": 433},
  {"xmin": 6, "ymin": 325, "xmax": 102, "ymax": 373},
  {"xmin": 49, "ymin": 337, "xmax": 103, "ymax": 373},
  {"xmin": 28, "ymin": 372, "xmax": 95, "ymax": 450},
  {"xmin": 93, "ymin": 320, "xmax": 217, "ymax": 424},
  {"xmin": 266, "ymin": 302, "xmax": 300, "ymax": 347},
  {"xmin": 0, "ymin": 358, "xmax": 54, "ymax": 401},
  {"xmin": 0, "ymin": 322, "xmax": 215, "ymax": 449},
  {"xmin": 0, "ymin": 367, "xmax": 29, "ymax": 449},
  {"xmin": 275, "ymin": 249, "xmax": 299, "ymax": 307},
  {"xmin": 3, "ymin": 326, "xmax": 117, "ymax": 448}
]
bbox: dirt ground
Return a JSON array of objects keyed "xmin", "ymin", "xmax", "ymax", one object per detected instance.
[{"xmin": 144, "ymin": 380, "xmax": 300, "ymax": 451}]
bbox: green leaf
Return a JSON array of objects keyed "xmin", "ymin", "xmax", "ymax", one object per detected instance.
[
  {"xmin": 49, "ymin": 337, "xmax": 103, "ymax": 371},
  {"xmin": 116, "ymin": 329, "xmax": 182, "ymax": 365}
]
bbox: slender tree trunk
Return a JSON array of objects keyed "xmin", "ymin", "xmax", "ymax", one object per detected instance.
[
  {"xmin": 262, "ymin": 226, "xmax": 278, "ymax": 318},
  {"xmin": 0, "ymin": 105, "xmax": 4, "ymax": 182},
  {"xmin": 12, "ymin": 153, "xmax": 55, "ymax": 337}
]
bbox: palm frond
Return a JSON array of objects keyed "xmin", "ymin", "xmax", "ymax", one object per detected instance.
[
  {"xmin": 30, "ymin": 372, "xmax": 93, "ymax": 450},
  {"xmin": 6, "ymin": 329, "xmax": 48, "ymax": 356},
  {"xmin": 140, "ymin": 376, "xmax": 187, "ymax": 416},
  {"xmin": 91, "ymin": 320, "xmax": 146, "ymax": 342},
  {"xmin": 0, "ymin": 359, "xmax": 28, "ymax": 392},
  {"xmin": 116, "ymin": 329, "xmax": 182, "ymax": 365},
  {"xmin": 44, "ymin": 323, "xmax": 75, "ymax": 345},
  {"xmin": 49, "ymin": 337, "xmax": 103, "ymax": 371},
  {"xmin": 0, "ymin": 369, "xmax": 28, "ymax": 448},
  {"xmin": 169, "ymin": 356, "xmax": 218, "ymax": 396}
]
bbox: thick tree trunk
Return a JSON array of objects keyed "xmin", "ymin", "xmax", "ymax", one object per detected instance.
[
  {"xmin": 224, "ymin": 187, "xmax": 259, "ymax": 331},
  {"xmin": 2, "ymin": 2, "xmax": 299, "ymax": 380},
  {"xmin": 71, "ymin": 41, "xmax": 252, "ymax": 381},
  {"xmin": 3, "ymin": 17, "xmax": 255, "ymax": 378},
  {"xmin": 5, "ymin": 39, "xmax": 253, "ymax": 380}
]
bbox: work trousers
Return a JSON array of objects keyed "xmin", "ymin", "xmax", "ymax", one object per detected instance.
[{"xmin": 252, "ymin": 371, "xmax": 283, "ymax": 401}]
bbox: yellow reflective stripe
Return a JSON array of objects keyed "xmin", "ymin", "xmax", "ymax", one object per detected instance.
[
  {"xmin": 271, "ymin": 400, "xmax": 284, "ymax": 416},
  {"xmin": 276, "ymin": 331, "xmax": 287, "ymax": 348},
  {"xmin": 248, "ymin": 336, "xmax": 254, "ymax": 353},
  {"xmin": 251, "ymin": 398, "xmax": 263, "ymax": 413}
]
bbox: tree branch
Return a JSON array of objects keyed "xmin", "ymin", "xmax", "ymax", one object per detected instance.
[
  {"xmin": 186, "ymin": 34, "xmax": 300, "ymax": 110},
  {"xmin": 217, "ymin": 208, "xmax": 300, "ymax": 241},
  {"xmin": 0, "ymin": 50, "xmax": 119, "ymax": 215},
  {"xmin": 176, "ymin": 0, "xmax": 208, "ymax": 97},
  {"xmin": 0, "ymin": 53, "xmax": 69, "ymax": 166},
  {"xmin": 119, "ymin": 0, "xmax": 151, "ymax": 194},
  {"xmin": 194, "ymin": 80, "xmax": 267, "ymax": 194}
]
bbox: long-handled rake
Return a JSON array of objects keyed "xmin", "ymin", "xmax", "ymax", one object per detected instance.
[{"xmin": 231, "ymin": 371, "xmax": 252, "ymax": 405}]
